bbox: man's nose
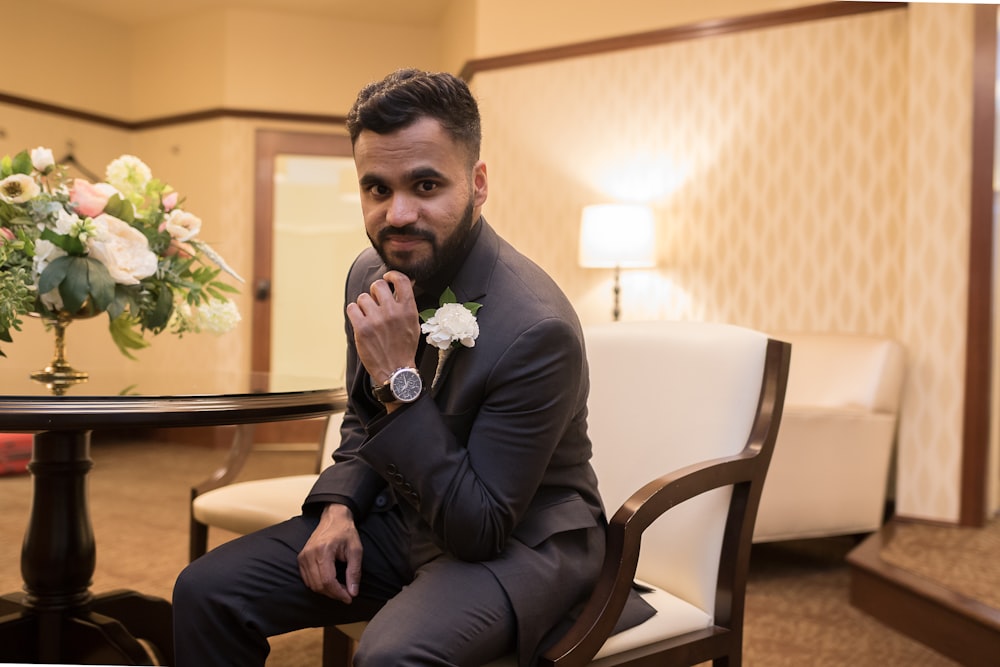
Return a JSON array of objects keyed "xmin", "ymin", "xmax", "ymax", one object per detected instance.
[{"xmin": 386, "ymin": 195, "xmax": 418, "ymax": 226}]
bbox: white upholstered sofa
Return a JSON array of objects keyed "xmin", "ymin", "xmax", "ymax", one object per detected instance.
[{"xmin": 752, "ymin": 332, "xmax": 905, "ymax": 543}]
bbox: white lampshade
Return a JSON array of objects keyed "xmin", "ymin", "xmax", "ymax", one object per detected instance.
[{"xmin": 578, "ymin": 204, "xmax": 657, "ymax": 269}]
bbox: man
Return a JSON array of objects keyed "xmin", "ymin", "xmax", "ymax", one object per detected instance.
[{"xmin": 173, "ymin": 69, "xmax": 648, "ymax": 666}]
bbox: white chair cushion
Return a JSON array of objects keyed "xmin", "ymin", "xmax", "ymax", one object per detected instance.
[
  {"xmin": 336, "ymin": 580, "xmax": 712, "ymax": 667},
  {"xmin": 192, "ymin": 474, "xmax": 318, "ymax": 535}
]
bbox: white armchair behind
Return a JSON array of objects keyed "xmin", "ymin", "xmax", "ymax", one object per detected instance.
[{"xmin": 753, "ymin": 332, "xmax": 905, "ymax": 543}]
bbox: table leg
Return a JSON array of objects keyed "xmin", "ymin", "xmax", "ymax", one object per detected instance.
[{"xmin": 0, "ymin": 429, "xmax": 171, "ymax": 664}]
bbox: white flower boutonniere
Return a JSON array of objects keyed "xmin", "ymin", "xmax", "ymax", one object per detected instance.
[{"xmin": 420, "ymin": 287, "xmax": 482, "ymax": 388}]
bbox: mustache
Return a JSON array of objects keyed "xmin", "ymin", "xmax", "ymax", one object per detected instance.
[{"xmin": 377, "ymin": 225, "xmax": 435, "ymax": 244}]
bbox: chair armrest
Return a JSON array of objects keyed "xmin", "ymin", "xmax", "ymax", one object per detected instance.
[
  {"xmin": 540, "ymin": 451, "xmax": 761, "ymax": 667},
  {"xmin": 191, "ymin": 423, "xmax": 256, "ymax": 500}
]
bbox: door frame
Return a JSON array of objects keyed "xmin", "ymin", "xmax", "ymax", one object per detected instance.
[{"xmin": 251, "ymin": 129, "xmax": 354, "ymax": 443}]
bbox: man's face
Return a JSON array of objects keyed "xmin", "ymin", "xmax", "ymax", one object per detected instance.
[{"xmin": 353, "ymin": 117, "xmax": 488, "ymax": 283}]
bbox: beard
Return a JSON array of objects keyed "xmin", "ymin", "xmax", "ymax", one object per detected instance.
[{"xmin": 371, "ymin": 197, "xmax": 476, "ymax": 283}]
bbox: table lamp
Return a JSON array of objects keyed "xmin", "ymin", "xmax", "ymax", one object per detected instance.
[{"xmin": 579, "ymin": 203, "xmax": 657, "ymax": 321}]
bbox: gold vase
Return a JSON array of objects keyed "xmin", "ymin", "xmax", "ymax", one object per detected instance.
[{"xmin": 31, "ymin": 310, "xmax": 91, "ymax": 395}]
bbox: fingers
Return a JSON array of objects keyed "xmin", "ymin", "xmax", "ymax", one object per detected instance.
[
  {"xmin": 298, "ymin": 547, "xmax": 353, "ymax": 604},
  {"xmin": 297, "ymin": 504, "xmax": 364, "ymax": 603},
  {"xmin": 343, "ymin": 539, "xmax": 363, "ymax": 598}
]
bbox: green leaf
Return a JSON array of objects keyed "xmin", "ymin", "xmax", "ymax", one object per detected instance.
[
  {"xmin": 439, "ymin": 287, "xmax": 457, "ymax": 306},
  {"xmin": 108, "ymin": 313, "xmax": 149, "ymax": 360},
  {"xmin": 0, "ymin": 154, "xmax": 11, "ymax": 177},
  {"xmin": 38, "ymin": 255, "xmax": 72, "ymax": 294},
  {"xmin": 10, "ymin": 151, "xmax": 32, "ymax": 175},
  {"xmin": 419, "ymin": 308, "xmax": 436, "ymax": 322},
  {"xmin": 40, "ymin": 228, "xmax": 86, "ymax": 255},
  {"xmin": 143, "ymin": 283, "xmax": 174, "ymax": 331},
  {"xmin": 103, "ymin": 194, "xmax": 134, "ymax": 223},
  {"xmin": 58, "ymin": 256, "xmax": 94, "ymax": 313},
  {"xmin": 464, "ymin": 301, "xmax": 483, "ymax": 315},
  {"xmin": 86, "ymin": 258, "xmax": 116, "ymax": 311}
]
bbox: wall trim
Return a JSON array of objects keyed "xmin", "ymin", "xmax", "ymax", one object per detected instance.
[
  {"xmin": 460, "ymin": 2, "xmax": 906, "ymax": 80},
  {"xmin": 0, "ymin": 92, "xmax": 346, "ymax": 132}
]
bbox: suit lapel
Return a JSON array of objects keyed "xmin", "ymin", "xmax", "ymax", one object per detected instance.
[{"xmin": 420, "ymin": 219, "xmax": 499, "ymax": 396}]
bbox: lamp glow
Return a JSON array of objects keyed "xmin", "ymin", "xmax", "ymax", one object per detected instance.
[{"xmin": 579, "ymin": 204, "xmax": 657, "ymax": 320}]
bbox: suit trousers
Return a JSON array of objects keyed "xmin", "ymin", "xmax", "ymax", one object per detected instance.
[{"xmin": 172, "ymin": 505, "xmax": 517, "ymax": 666}]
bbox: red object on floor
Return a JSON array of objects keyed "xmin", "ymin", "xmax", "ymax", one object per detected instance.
[{"xmin": 0, "ymin": 433, "xmax": 32, "ymax": 476}]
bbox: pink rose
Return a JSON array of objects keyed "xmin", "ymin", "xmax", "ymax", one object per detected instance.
[
  {"xmin": 159, "ymin": 209, "xmax": 202, "ymax": 242},
  {"xmin": 162, "ymin": 191, "xmax": 179, "ymax": 211},
  {"xmin": 0, "ymin": 227, "xmax": 14, "ymax": 243},
  {"xmin": 69, "ymin": 179, "xmax": 120, "ymax": 218}
]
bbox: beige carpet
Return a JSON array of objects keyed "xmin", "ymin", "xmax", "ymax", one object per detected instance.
[
  {"xmin": 0, "ymin": 434, "xmax": 969, "ymax": 665},
  {"xmin": 880, "ymin": 517, "xmax": 1000, "ymax": 610}
]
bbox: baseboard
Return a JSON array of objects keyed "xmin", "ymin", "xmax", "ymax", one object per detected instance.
[{"xmin": 847, "ymin": 525, "xmax": 1000, "ymax": 666}]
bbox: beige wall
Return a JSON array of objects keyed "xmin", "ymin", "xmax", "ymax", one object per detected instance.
[
  {"xmin": 0, "ymin": 1, "xmax": 991, "ymax": 523},
  {"xmin": 473, "ymin": 0, "xmax": 818, "ymax": 57}
]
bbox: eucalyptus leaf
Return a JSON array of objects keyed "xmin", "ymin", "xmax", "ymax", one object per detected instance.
[
  {"xmin": 38, "ymin": 255, "xmax": 72, "ymax": 294},
  {"xmin": 58, "ymin": 256, "xmax": 94, "ymax": 313},
  {"xmin": 86, "ymin": 258, "xmax": 116, "ymax": 310}
]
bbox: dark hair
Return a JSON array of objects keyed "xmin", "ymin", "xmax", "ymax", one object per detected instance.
[{"xmin": 346, "ymin": 69, "xmax": 482, "ymax": 161}]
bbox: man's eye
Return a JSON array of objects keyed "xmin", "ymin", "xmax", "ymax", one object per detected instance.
[
  {"xmin": 368, "ymin": 184, "xmax": 389, "ymax": 197},
  {"xmin": 417, "ymin": 181, "xmax": 437, "ymax": 193}
]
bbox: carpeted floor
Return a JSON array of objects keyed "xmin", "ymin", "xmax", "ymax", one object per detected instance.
[{"xmin": 0, "ymin": 434, "xmax": 975, "ymax": 665}]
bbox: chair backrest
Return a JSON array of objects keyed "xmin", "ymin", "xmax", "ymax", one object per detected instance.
[
  {"xmin": 770, "ymin": 332, "xmax": 904, "ymax": 413},
  {"xmin": 584, "ymin": 320, "xmax": 770, "ymax": 615}
]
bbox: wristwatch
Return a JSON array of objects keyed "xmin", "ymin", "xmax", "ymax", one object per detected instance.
[{"xmin": 372, "ymin": 367, "xmax": 423, "ymax": 403}]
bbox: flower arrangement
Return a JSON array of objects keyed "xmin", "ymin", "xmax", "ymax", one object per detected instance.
[
  {"xmin": 0, "ymin": 147, "xmax": 242, "ymax": 359},
  {"xmin": 420, "ymin": 287, "xmax": 481, "ymax": 388}
]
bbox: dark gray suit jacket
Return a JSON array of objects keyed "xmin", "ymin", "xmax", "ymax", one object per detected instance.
[{"xmin": 306, "ymin": 219, "xmax": 611, "ymax": 665}]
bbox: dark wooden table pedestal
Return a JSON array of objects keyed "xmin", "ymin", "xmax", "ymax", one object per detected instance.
[{"xmin": 0, "ymin": 429, "xmax": 173, "ymax": 664}]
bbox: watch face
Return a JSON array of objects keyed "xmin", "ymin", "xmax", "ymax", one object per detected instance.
[{"xmin": 390, "ymin": 369, "xmax": 422, "ymax": 402}]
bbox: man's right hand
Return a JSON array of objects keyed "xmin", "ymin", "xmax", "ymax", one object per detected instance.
[{"xmin": 298, "ymin": 503, "xmax": 363, "ymax": 604}]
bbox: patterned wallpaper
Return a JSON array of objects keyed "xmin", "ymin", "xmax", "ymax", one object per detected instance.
[
  {"xmin": 899, "ymin": 4, "xmax": 975, "ymax": 522},
  {"xmin": 473, "ymin": 6, "xmax": 977, "ymax": 522}
]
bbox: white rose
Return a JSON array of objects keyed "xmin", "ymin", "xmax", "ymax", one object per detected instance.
[
  {"xmin": 421, "ymin": 302, "xmax": 480, "ymax": 351},
  {"xmin": 31, "ymin": 147, "xmax": 55, "ymax": 172},
  {"xmin": 86, "ymin": 213, "xmax": 158, "ymax": 285},
  {"xmin": 0, "ymin": 174, "xmax": 40, "ymax": 203},
  {"xmin": 162, "ymin": 209, "xmax": 202, "ymax": 242}
]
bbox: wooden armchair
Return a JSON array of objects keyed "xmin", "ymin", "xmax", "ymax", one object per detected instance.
[
  {"xmin": 331, "ymin": 320, "xmax": 790, "ymax": 666},
  {"xmin": 189, "ymin": 413, "xmax": 343, "ymax": 561}
]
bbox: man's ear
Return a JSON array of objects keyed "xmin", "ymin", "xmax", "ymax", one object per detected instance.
[{"xmin": 472, "ymin": 160, "xmax": 488, "ymax": 207}]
